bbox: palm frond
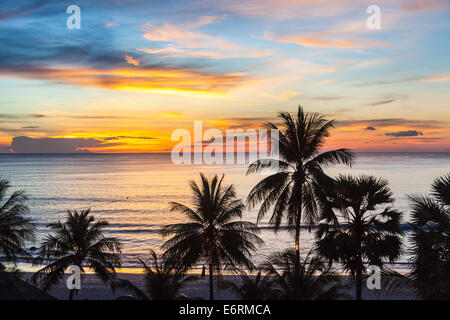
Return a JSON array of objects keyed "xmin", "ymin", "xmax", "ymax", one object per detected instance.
[{"xmin": 31, "ymin": 209, "xmax": 121, "ymax": 294}]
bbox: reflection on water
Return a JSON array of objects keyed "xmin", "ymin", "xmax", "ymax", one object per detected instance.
[{"xmin": 0, "ymin": 152, "xmax": 448, "ymax": 271}]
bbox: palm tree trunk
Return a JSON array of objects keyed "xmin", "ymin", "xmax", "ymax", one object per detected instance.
[
  {"xmin": 356, "ymin": 272, "xmax": 362, "ymax": 300},
  {"xmin": 69, "ymin": 289, "xmax": 75, "ymax": 300},
  {"xmin": 294, "ymin": 223, "xmax": 300, "ymax": 299},
  {"xmin": 209, "ymin": 245, "xmax": 214, "ymax": 300},
  {"xmin": 294, "ymin": 183, "xmax": 303, "ymax": 299},
  {"xmin": 209, "ymin": 263, "xmax": 213, "ymax": 300},
  {"xmin": 355, "ymin": 229, "xmax": 363, "ymax": 300},
  {"xmin": 356, "ymin": 257, "xmax": 362, "ymax": 300}
]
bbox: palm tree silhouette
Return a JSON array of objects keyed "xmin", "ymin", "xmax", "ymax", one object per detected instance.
[
  {"xmin": 0, "ymin": 179, "xmax": 35, "ymax": 267},
  {"xmin": 218, "ymin": 270, "xmax": 274, "ymax": 300},
  {"xmin": 31, "ymin": 209, "xmax": 121, "ymax": 300},
  {"xmin": 112, "ymin": 249, "xmax": 198, "ymax": 300},
  {"xmin": 407, "ymin": 174, "xmax": 450, "ymax": 299},
  {"xmin": 162, "ymin": 174, "xmax": 263, "ymax": 300},
  {"xmin": 261, "ymin": 248, "xmax": 349, "ymax": 300},
  {"xmin": 315, "ymin": 175, "xmax": 403, "ymax": 300},
  {"xmin": 247, "ymin": 106, "xmax": 354, "ymax": 298}
]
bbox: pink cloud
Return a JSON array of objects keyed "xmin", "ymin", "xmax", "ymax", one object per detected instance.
[
  {"xmin": 141, "ymin": 16, "xmax": 271, "ymax": 59},
  {"xmin": 264, "ymin": 32, "xmax": 358, "ymax": 48},
  {"xmin": 124, "ymin": 54, "xmax": 139, "ymax": 66},
  {"xmin": 418, "ymin": 75, "xmax": 450, "ymax": 83},
  {"xmin": 142, "ymin": 17, "xmax": 239, "ymax": 50},
  {"xmin": 400, "ymin": 0, "xmax": 450, "ymax": 11}
]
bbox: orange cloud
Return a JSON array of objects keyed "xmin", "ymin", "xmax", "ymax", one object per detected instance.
[
  {"xmin": 161, "ymin": 112, "xmax": 182, "ymax": 118},
  {"xmin": 266, "ymin": 90, "xmax": 303, "ymax": 100},
  {"xmin": 418, "ymin": 75, "xmax": 450, "ymax": 83},
  {"xmin": 124, "ymin": 54, "xmax": 140, "ymax": 66},
  {"xmin": 0, "ymin": 65, "xmax": 250, "ymax": 97},
  {"xmin": 327, "ymin": 122, "xmax": 450, "ymax": 152},
  {"xmin": 264, "ymin": 32, "xmax": 360, "ymax": 48},
  {"xmin": 296, "ymin": 38, "xmax": 357, "ymax": 48}
]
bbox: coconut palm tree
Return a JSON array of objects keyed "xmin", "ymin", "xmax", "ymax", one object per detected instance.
[
  {"xmin": 112, "ymin": 249, "xmax": 198, "ymax": 300},
  {"xmin": 407, "ymin": 174, "xmax": 450, "ymax": 299},
  {"xmin": 315, "ymin": 175, "xmax": 403, "ymax": 300},
  {"xmin": 218, "ymin": 270, "xmax": 275, "ymax": 300},
  {"xmin": 31, "ymin": 209, "xmax": 121, "ymax": 300},
  {"xmin": 261, "ymin": 248, "xmax": 349, "ymax": 300},
  {"xmin": 247, "ymin": 106, "xmax": 354, "ymax": 298},
  {"xmin": 0, "ymin": 179, "xmax": 35, "ymax": 267},
  {"xmin": 162, "ymin": 174, "xmax": 263, "ymax": 300}
]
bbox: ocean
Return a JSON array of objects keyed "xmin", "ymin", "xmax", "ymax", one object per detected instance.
[{"xmin": 0, "ymin": 152, "xmax": 449, "ymax": 272}]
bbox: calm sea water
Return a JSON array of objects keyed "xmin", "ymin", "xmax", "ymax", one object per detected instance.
[{"xmin": 0, "ymin": 152, "xmax": 448, "ymax": 272}]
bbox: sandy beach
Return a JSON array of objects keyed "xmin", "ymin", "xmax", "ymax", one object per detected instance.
[{"xmin": 19, "ymin": 272, "xmax": 416, "ymax": 300}]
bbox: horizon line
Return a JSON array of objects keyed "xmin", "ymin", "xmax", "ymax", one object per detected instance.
[{"xmin": 1, "ymin": 151, "xmax": 450, "ymax": 155}]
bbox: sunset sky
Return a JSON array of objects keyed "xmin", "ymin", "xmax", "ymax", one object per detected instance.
[{"xmin": 0, "ymin": 0, "xmax": 449, "ymax": 153}]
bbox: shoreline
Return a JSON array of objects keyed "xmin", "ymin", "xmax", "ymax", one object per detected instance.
[
  {"xmin": 10, "ymin": 262, "xmax": 413, "ymax": 276},
  {"xmin": 19, "ymin": 272, "xmax": 417, "ymax": 301}
]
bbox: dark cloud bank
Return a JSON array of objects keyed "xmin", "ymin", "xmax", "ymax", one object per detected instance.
[
  {"xmin": 9, "ymin": 136, "xmax": 118, "ymax": 153},
  {"xmin": 5, "ymin": 136, "xmax": 157, "ymax": 153},
  {"xmin": 385, "ymin": 130, "xmax": 423, "ymax": 137}
]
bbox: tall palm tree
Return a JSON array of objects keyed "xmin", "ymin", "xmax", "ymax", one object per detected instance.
[
  {"xmin": 261, "ymin": 248, "xmax": 350, "ymax": 300},
  {"xmin": 218, "ymin": 270, "xmax": 274, "ymax": 300},
  {"xmin": 112, "ymin": 249, "xmax": 198, "ymax": 300},
  {"xmin": 31, "ymin": 209, "xmax": 121, "ymax": 300},
  {"xmin": 315, "ymin": 175, "xmax": 403, "ymax": 300},
  {"xmin": 407, "ymin": 174, "xmax": 450, "ymax": 299},
  {"xmin": 0, "ymin": 179, "xmax": 35, "ymax": 267},
  {"xmin": 162, "ymin": 174, "xmax": 263, "ymax": 300},
  {"xmin": 247, "ymin": 106, "xmax": 354, "ymax": 298}
]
